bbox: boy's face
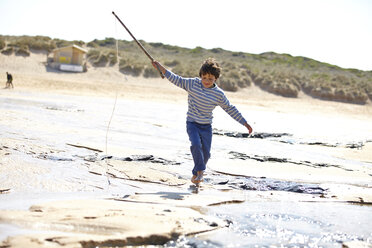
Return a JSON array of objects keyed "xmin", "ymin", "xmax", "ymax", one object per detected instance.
[{"xmin": 201, "ymin": 73, "xmax": 216, "ymax": 88}]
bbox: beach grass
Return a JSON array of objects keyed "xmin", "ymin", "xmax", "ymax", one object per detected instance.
[{"xmin": 1, "ymin": 35, "xmax": 371, "ymax": 104}]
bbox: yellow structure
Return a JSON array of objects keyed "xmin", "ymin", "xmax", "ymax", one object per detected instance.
[{"xmin": 52, "ymin": 45, "xmax": 87, "ymax": 72}]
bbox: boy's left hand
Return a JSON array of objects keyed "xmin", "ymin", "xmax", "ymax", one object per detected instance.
[{"xmin": 244, "ymin": 122, "xmax": 253, "ymax": 136}]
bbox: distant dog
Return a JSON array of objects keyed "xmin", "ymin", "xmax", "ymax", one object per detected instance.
[{"xmin": 6, "ymin": 72, "xmax": 13, "ymax": 89}]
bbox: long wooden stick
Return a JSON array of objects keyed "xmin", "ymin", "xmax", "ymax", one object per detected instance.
[{"xmin": 112, "ymin": 11, "xmax": 164, "ymax": 78}]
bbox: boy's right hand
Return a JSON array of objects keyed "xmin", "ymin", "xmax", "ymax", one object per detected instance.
[{"xmin": 152, "ymin": 61, "xmax": 166, "ymax": 75}]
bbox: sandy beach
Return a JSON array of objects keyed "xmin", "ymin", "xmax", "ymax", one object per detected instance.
[{"xmin": 1, "ymin": 53, "xmax": 372, "ymax": 247}]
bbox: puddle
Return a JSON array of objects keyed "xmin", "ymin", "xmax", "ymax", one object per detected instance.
[
  {"xmin": 228, "ymin": 151, "xmax": 353, "ymax": 171},
  {"xmin": 230, "ymin": 177, "xmax": 326, "ymax": 195},
  {"xmin": 80, "ymin": 153, "xmax": 182, "ymax": 165},
  {"xmin": 213, "ymin": 128, "xmax": 370, "ymax": 149},
  {"xmin": 119, "ymin": 155, "xmax": 181, "ymax": 165},
  {"xmin": 45, "ymin": 104, "xmax": 84, "ymax": 113},
  {"xmin": 37, "ymin": 154, "xmax": 74, "ymax": 161},
  {"xmin": 213, "ymin": 129, "xmax": 291, "ymax": 139}
]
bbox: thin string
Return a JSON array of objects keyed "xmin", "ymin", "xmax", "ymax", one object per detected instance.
[
  {"xmin": 104, "ymin": 90, "xmax": 118, "ymax": 186},
  {"xmin": 104, "ymin": 17, "xmax": 120, "ymax": 187}
]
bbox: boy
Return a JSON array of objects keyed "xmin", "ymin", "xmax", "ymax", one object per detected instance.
[{"xmin": 152, "ymin": 58, "xmax": 252, "ymax": 184}]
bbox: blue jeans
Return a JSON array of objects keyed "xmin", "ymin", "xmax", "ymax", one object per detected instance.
[{"xmin": 186, "ymin": 121, "xmax": 212, "ymax": 175}]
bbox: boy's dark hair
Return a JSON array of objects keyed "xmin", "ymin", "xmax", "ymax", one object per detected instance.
[{"xmin": 199, "ymin": 58, "xmax": 221, "ymax": 79}]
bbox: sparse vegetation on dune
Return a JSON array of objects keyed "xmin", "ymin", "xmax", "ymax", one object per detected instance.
[
  {"xmin": 1, "ymin": 35, "xmax": 371, "ymax": 104},
  {"xmin": 0, "ymin": 35, "xmax": 84, "ymax": 54}
]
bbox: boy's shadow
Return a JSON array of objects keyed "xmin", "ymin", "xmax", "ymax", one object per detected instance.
[{"xmin": 188, "ymin": 184, "xmax": 200, "ymax": 194}]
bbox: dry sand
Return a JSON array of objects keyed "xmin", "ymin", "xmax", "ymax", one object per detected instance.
[
  {"xmin": 1, "ymin": 53, "xmax": 372, "ymax": 247},
  {"xmin": 2, "ymin": 52, "xmax": 372, "ymax": 115}
]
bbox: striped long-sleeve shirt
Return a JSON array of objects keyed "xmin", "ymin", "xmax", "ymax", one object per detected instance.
[{"xmin": 165, "ymin": 70, "xmax": 247, "ymax": 126}]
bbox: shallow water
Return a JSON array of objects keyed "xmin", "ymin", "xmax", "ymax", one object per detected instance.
[
  {"xmin": 166, "ymin": 202, "xmax": 372, "ymax": 247},
  {"xmin": 1, "ymin": 90, "xmax": 372, "ymax": 246}
]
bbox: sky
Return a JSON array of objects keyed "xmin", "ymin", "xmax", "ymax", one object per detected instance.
[{"xmin": 0, "ymin": 0, "xmax": 371, "ymax": 71}]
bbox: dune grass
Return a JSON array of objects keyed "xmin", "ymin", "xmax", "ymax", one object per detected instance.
[{"xmin": 1, "ymin": 35, "xmax": 371, "ymax": 104}]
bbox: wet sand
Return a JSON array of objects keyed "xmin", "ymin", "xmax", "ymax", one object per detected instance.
[{"xmin": 1, "ymin": 53, "xmax": 372, "ymax": 247}]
